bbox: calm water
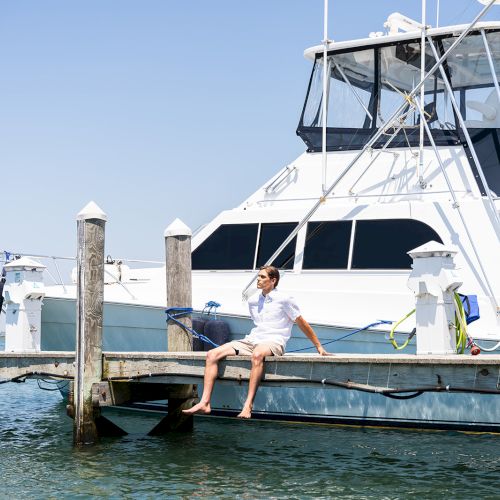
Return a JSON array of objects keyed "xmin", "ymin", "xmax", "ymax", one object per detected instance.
[{"xmin": 1, "ymin": 343, "xmax": 500, "ymax": 499}]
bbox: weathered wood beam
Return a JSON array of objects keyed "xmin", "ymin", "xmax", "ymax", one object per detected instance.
[
  {"xmin": 92, "ymin": 381, "xmax": 197, "ymax": 407},
  {"xmin": 2, "ymin": 352, "xmax": 500, "ymax": 395},
  {"xmin": 102, "ymin": 352, "xmax": 500, "ymax": 393},
  {"xmin": 0, "ymin": 352, "xmax": 75, "ymax": 380}
]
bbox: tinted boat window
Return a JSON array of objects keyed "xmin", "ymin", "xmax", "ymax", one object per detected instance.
[
  {"xmin": 469, "ymin": 128, "xmax": 500, "ymax": 196},
  {"xmin": 352, "ymin": 219, "xmax": 442, "ymax": 269},
  {"xmin": 303, "ymin": 221, "xmax": 352, "ymax": 269},
  {"xmin": 192, "ymin": 224, "xmax": 258, "ymax": 270},
  {"xmin": 256, "ymin": 223, "xmax": 297, "ymax": 270}
]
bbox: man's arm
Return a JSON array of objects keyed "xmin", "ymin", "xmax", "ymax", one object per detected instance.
[{"xmin": 295, "ymin": 316, "xmax": 330, "ymax": 356}]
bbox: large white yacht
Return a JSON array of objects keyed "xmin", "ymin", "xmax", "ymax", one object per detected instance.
[{"xmin": 4, "ymin": 4, "xmax": 500, "ymax": 430}]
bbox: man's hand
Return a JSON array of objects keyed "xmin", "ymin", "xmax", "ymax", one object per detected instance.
[
  {"xmin": 316, "ymin": 345, "xmax": 332, "ymax": 356},
  {"xmin": 295, "ymin": 316, "xmax": 333, "ymax": 356}
]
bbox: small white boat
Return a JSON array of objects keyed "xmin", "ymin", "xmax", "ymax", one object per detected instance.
[{"xmin": 4, "ymin": 2, "xmax": 500, "ymax": 431}]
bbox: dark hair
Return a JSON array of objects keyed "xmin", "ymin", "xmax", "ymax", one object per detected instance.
[{"xmin": 259, "ymin": 265, "xmax": 280, "ymax": 288}]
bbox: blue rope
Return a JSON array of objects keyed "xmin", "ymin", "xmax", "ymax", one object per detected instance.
[
  {"xmin": 166, "ymin": 305, "xmax": 393, "ymax": 353},
  {"xmin": 202, "ymin": 300, "xmax": 221, "ymax": 319},
  {"xmin": 288, "ymin": 320, "xmax": 394, "ymax": 353},
  {"xmin": 165, "ymin": 307, "xmax": 220, "ymax": 348}
]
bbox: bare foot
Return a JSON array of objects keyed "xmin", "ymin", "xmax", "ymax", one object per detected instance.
[
  {"xmin": 182, "ymin": 401, "xmax": 211, "ymax": 415},
  {"xmin": 237, "ymin": 406, "xmax": 252, "ymax": 419}
]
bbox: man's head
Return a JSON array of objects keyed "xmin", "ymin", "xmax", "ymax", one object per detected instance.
[{"xmin": 257, "ymin": 265, "xmax": 280, "ymax": 294}]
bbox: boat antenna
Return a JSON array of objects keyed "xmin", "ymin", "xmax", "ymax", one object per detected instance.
[
  {"xmin": 436, "ymin": 0, "xmax": 440, "ymax": 27},
  {"xmin": 418, "ymin": 0, "xmax": 427, "ymax": 189},
  {"xmin": 321, "ymin": 0, "xmax": 331, "ymax": 194}
]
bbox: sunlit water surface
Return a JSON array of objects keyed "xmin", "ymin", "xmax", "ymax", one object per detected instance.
[{"xmin": 1, "ymin": 340, "xmax": 499, "ymax": 499}]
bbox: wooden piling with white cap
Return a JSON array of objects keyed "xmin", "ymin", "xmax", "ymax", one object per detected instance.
[
  {"xmin": 73, "ymin": 201, "xmax": 107, "ymax": 445},
  {"xmin": 148, "ymin": 218, "xmax": 197, "ymax": 434},
  {"xmin": 72, "ymin": 201, "xmax": 126, "ymax": 445}
]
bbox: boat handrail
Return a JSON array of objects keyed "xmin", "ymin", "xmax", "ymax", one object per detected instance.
[
  {"xmin": 0, "ymin": 251, "xmax": 162, "ymax": 298},
  {"xmin": 264, "ymin": 165, "xmax": 297, "ymax": 193},
  {"xmin": 0, "ymin": 251, "xmax": 162, "ymax": 265},
  {"xmin": 254, "ymin": 190, "xmax": 473, "ymax": 205}
]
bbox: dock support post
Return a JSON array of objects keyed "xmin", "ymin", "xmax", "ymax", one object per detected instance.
[
  {"xmin": 149, "ymin": 218, "xmax": 196, "ymax": 434},
  {"xmin": 73, "ymin": 201, "xmax": 125, "ymax": 445}
]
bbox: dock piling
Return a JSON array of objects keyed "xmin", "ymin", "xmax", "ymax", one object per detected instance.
[
  {"xmin": 149, "ymin": 218, "xmax": 197, "ymax": 434},
  {"xmin": 73, "ymin": 201, "xmax": 125, "ymax": 445}
]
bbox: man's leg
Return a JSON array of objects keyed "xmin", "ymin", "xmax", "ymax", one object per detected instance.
[
  {"xmin": 182, "ymin": 343, "xmax": 236, "ymax": 415},
  {"xmin": 237, "ymin": 344, "xmax": 273, "ymax": 419}
]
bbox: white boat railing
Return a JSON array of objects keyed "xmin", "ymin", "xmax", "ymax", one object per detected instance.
[
  {"xmin": 264, "ymin": 165, "xmax": 297, "ymax": 194},
  {"xmin": 0, "ymin": 251, "xmax": 163, "ymax": 300},
  {"xmin": 255, "ymin": 190, "xmax": 474, "ymax": 205}
]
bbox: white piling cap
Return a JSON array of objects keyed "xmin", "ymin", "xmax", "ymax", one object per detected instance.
[
  {"xmin": 407, "ymin": 241, "xmax": 458, "ymax": 259},
  {"xmin": 164, "ymin": 218, "xmax": 192, "ymax": 237},
  {"xmin": 77, "ymin": 201, "xmax": 107, "ymax": 221},
  {"xmin": 4, "ymin": 256, "xmax": 46, "ymax": 271}
]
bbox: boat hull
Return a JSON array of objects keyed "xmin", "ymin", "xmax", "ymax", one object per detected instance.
[{"xmin": 40, "ymin": 297, "xmax": 500, "ymax": 432}]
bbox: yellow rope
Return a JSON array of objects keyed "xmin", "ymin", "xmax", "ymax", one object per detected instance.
[
  {"xmin": 389, "ymin": 308, "xmax": 416, "ymax": 350},
  {"xmin": 453, "ymin": 292, "xmax": 468, "ymax": 354},
  {"xmin": 389, "ymin": 295, "xmax": 468, "ymax": 353}
]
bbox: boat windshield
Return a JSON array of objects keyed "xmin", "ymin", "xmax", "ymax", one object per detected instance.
[{"xmin": 297, "ymin": 29, "xmax": 500, "ymax": 195}]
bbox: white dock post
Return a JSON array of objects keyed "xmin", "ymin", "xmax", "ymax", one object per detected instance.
[
  {"xmin": 149, "ymin": 218, "xmax": 196, "ymax": 434},
  {"xmin": 407, "ymin": 241, "xmax": 463, "ymax": 355},
  {"xmin": 3, "ymin": 257, "xmax": 46, "ymax": 352}
]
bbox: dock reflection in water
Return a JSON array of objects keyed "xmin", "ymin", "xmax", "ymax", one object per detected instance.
[{"xmin": 0, "ymin": 376, "xmax": 499, "ymax": 499}]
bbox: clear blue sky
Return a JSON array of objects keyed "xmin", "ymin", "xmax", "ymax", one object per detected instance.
[{"xmin": 1, "ymin": 1, "xmax": 497, "ymax": 260}]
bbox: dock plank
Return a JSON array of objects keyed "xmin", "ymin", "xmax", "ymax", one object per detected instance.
[
  {"xmin": 1, "ymin": 352, "xmax": 500, "ymax": 393},
  {"xmin": 0, "ymin": 352, "xmax": 75, "ymax": 380},
  {"xmin": 102, "ymin": 352, "xmax": 500, "ymax": 392}
]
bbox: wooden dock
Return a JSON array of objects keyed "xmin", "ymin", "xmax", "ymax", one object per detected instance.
[
  {"xmin": 2, "ymin": 352, "xmax": 500, "ymax": 399},
  {"xmin": 3, "ymin": 210, "xmax": 500, "ymax": 442}
]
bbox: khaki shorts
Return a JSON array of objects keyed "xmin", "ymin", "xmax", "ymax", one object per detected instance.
[{"xmin": 227, "ymin": 339, "xmax": 284, "ymax": 357}]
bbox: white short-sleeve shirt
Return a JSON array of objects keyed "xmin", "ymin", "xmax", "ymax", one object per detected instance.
[{"xmin": 244, "ymin": 289, "xmax": 301, "ymax": 348}]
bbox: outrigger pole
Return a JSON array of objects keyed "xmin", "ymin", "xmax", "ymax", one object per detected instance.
[
  {"xmin": 321, "ymin": 0, "xmax": 330, "ymax": 194},
  {"xmin": 418, "ymin": 0, "xmax": 427, "ymax": 188},
  {"xmin": 242, "ymin": 0, "xmax": 499, "ymax": 300}
]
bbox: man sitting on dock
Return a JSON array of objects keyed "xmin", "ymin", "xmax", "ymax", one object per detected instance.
[{"xmin": 183, "ymin": 265, "xmax": 329, "ymax": 419}]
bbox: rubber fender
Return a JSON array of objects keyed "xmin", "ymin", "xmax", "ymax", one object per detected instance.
[
  {"xmin": 204, "ymin": 320, "xmax": 230, "ymax": 351},
  {"xmin": 191, "ymin": 318, "xmax": 207, "ymax": 351}
]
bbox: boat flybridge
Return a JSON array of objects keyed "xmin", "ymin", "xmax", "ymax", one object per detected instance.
[{"xmin": 4, "ymin": 8, "xmax": 500, "ymax": 355}]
